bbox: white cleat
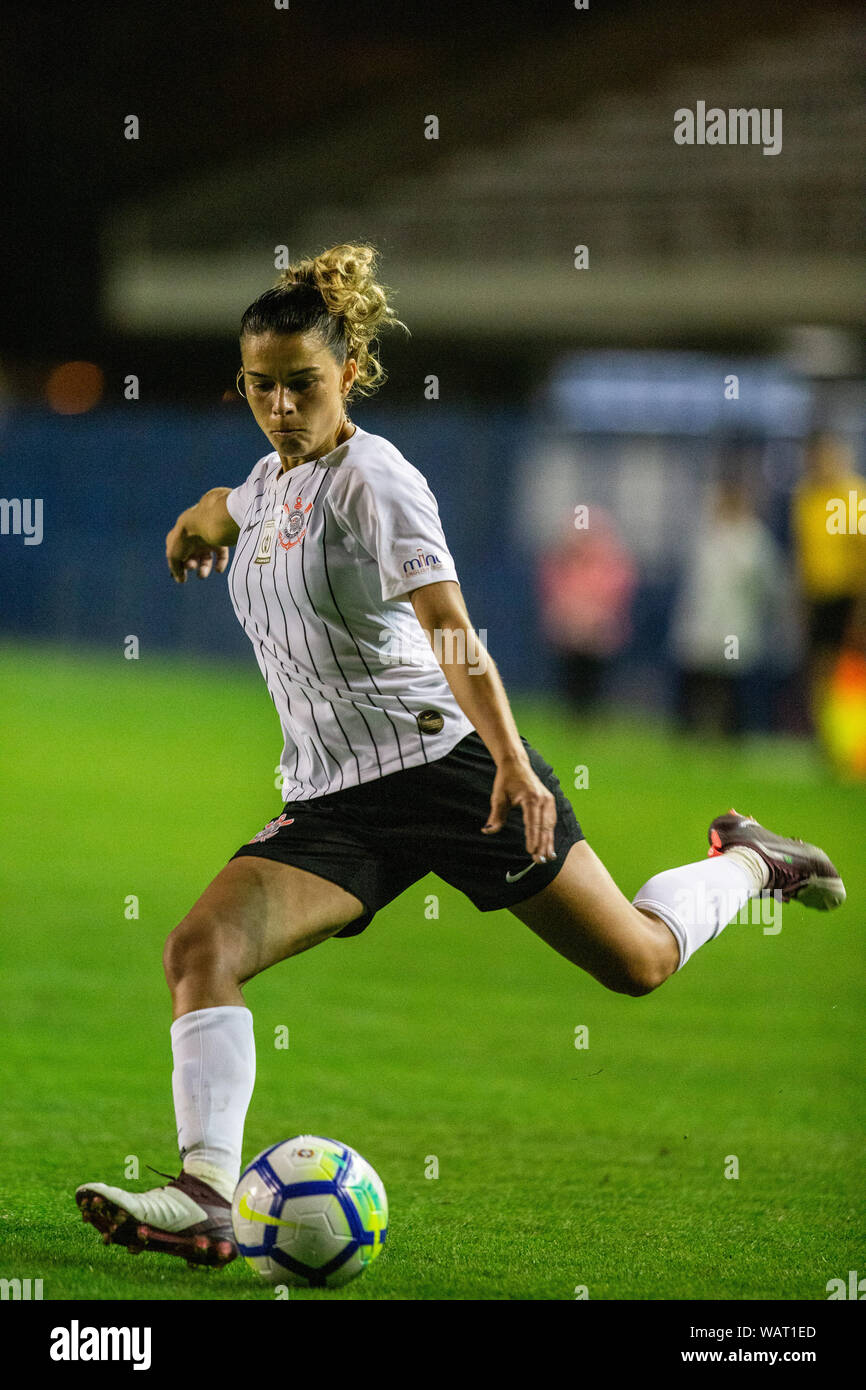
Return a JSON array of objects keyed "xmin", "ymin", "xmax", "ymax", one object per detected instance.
[{"xmin": 75, "ymin": 1167, "xmax": 237, "ymax": 1267}]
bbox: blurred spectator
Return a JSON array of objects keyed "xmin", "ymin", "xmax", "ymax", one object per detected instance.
[
  {"xmin": 537, "ymin": 507, "xmax": 637, "ymax": 711},
  {"xmin": 791, "ymin": 431, "xmax": 866, "ymax": 728},
  {"xmin": 669, "ymin": 472, "xmax": 791, "ymax": 736}
]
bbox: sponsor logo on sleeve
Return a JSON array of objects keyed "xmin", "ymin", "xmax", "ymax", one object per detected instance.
[{"xmin": 402, "ymin": 547, "xmax": 443, "ymax": 576}]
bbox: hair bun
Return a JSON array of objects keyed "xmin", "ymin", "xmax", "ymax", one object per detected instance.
[{"xmin": 277, "ymin": 243, "xmax": 408, "ymax": 396}]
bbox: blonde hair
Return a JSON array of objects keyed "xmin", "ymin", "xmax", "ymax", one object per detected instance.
[{"xmin": 240, "ymin": 242, "xmax": 409, "ymax": 400}]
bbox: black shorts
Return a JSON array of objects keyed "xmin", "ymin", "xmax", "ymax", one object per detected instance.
[{"xmin": 230, "ymin": 732, "xmax": 584, "ymax": 937}]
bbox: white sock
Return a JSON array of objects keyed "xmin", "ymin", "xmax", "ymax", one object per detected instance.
[
  {"xmin": 170, "ymin": 1005, "xmax": 256, "ymax": 1201},
  {"xmin": 632, "ymin": 849, "xmax": 769, "ymax": 972}
]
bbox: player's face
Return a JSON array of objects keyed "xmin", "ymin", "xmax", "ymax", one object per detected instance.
[{"xmin": 239, "ymin": 330, "xmax": 356, "ymax": 468}]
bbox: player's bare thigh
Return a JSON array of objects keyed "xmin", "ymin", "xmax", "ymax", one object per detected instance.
[
  {"xmin": 508, "ymin": 840, "xmax": 679, "ymax": 996},
  {"xmin": 163, "ymin": 857, "xmax": 364, "ymax": 1018}
]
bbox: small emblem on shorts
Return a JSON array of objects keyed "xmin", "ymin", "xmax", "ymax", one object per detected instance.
[
  {"xmin": 416, "ymin": 709, "xmax": 444, "ymax": 734},
  {"xmin": 249, "ymin": 813, "xmax": 295, "ymax": 843},
  {"xmin": 505, "ymin": 862, "xmax": 538, "ymax": 883}
]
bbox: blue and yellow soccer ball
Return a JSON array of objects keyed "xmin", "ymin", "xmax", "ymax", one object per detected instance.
[{"xmin": 232, "ymin": 1135, "xmax": 388, "ymax": 1288}]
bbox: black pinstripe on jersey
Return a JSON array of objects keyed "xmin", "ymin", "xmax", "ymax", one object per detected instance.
[{"xmin": 225, "ymin": 427, "xmax": 473, "ymax": 800}]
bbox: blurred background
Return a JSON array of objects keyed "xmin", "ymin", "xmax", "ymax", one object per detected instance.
[
  {"xmin": 3, "ymin": 4, "xmax": 864, "ymax": 1310},
  {"xmin": 2, "ymin": 0, "xmax": 865, "ymax": 769}
]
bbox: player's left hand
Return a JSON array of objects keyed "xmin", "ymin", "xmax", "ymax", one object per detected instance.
[{"xmin": 482, "ymin": 760, "xmax": 557, "ymax": 863}]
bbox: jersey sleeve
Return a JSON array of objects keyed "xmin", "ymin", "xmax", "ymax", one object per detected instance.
[
  {"xmin": 225, "ymin": 455, "xmax": 273, "ymax": 527},
  {"xmin": 329, "ymin": 453, "xmax": 461, "ymax": 602}
]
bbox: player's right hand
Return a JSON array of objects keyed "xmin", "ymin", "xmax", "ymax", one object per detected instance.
[{"xmin": 166, "ymin": 520, "xmax": 230, "ymax": 584}]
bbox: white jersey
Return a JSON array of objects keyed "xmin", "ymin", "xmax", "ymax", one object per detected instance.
[{"xmin": 225, "ymin": 425, "xmax": 474, "ymax": 801}]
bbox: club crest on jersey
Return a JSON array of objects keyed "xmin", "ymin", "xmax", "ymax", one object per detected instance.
[{"xmin": 278, "ymin": 494, "xmax": 313, "ymax": 550}]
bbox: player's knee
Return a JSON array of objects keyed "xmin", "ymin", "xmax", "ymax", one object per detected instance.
[
  {"xmin": 625, "ymin": 905, "xmax": 679, "ymax": 994},
  {"xmin": 162, "ymin": 920, "xmax": 199, "ymax": 988},
  {"xmin": 621, "ymin": 971, "xmax": 661, "ymax": 998},
  {"xmin": 163, "ymin": 914, "xmax": 239, "ymax": 989},
  {"xmin": 609, "ymin": 955, "xmax": 668, "ymax": 997}
]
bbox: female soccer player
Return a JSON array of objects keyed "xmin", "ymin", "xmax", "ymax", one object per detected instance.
[{"xmin": 76, "ymin": 243, "xmax": 846, "ymax": 1268}]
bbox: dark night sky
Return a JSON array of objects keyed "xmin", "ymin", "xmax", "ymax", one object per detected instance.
[
  {"xmin": 3, "ymin": 1, "xmax": 594, "ymax": 358},
  {"xmin": 1, "ymin": 0, "xmax": 829, "ymax": 399}
]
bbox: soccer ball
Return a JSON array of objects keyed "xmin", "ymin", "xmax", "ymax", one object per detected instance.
[{"xmin": 232, "ymin": 1135, "xmax": 388, "ymax": 1288}]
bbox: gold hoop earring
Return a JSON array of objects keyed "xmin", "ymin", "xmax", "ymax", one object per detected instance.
[{"xmin": 235, "ymin": 367, "xmax": 245, "ymax": 398}]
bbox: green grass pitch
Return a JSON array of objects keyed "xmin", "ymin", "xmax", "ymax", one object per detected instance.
[{"xmin": 1, "ymin": 639, "xmax": 863, "ymax": 1301}]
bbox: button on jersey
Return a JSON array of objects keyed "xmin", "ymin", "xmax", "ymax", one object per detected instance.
[{"xmin": 225, "ymin": 426, "xmax": 474, "ymax": 800}]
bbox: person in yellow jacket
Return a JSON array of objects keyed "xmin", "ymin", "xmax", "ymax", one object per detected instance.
[{"xmin": 791, "ymin": 431, "xmax": 866, "ymax": 730}]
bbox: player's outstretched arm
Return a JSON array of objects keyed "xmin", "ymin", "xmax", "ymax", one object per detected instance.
[{"xmin": 166, "ymin": 487, "xmax": 240, "ymax": 584}]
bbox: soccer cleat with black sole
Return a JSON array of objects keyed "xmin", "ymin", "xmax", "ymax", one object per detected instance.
[
  {"xmin": 707, "ymin": 808, "xmax": 846, "ymax": 910},
  {"xmin": 75, "ymin": 1168, "xmax": 238, "ymax": 1269}
]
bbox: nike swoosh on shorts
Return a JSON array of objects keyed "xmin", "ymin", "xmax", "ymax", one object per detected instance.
[{"xmin": 505, "ymin": 862, "xmax": 537, "ymax": 883}]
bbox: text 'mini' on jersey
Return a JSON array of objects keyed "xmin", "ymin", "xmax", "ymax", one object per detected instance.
[{"xmin": 225, "ymin": 426, "xmax": 474, "ymax": 800}]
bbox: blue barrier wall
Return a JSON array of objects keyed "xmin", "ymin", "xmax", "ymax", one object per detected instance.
[
  {"xmin": 0, "ymin": 404, "xmax": 556, "ymax": 691},
  {"xmin": 0, "ymin": 401, "xmax": 815, "ymax": 727}
]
